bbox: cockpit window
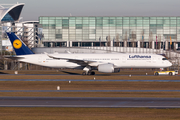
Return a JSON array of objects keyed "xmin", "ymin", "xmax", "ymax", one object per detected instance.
[{"xmin": 162, "ymin": 58, "xmax": 167, "ymax": 60}]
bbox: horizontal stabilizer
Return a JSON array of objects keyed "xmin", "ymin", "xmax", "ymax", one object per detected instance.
[{"xmin": 4, "ymin": 56, "xmax": 24, "ymax": 60}]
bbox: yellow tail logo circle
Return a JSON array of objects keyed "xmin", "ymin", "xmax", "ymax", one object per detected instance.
[{"xmin": 13, "ymin": 39, "xmax": 22, "ymax": 49}]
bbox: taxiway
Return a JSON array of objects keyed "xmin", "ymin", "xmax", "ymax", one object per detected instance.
[{"xmin": 1, "ymin": 97, "xmax": 180, "ymax": 108}]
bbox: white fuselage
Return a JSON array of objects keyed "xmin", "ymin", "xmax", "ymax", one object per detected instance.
[{"xmin": 16, "ymin": 53, "xmax": 172, "ymax": 69}]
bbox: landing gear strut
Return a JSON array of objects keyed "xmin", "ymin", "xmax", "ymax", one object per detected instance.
[{"xmin": 82, "ymin": 66, "xmax": 95, "ymax": 75}]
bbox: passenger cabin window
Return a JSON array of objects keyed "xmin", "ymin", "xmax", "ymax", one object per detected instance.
[{"xmin": 162, "ymin": 58, "xmax": 167, "ymax": 60}]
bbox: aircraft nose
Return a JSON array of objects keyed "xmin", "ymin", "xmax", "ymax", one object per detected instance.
[{"xmin": 168, "ymin": 61, "xmax": 172, "ymax": 67}]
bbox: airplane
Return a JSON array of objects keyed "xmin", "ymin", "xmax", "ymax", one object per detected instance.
[{"xmin": 6, "ymin": 32, "xmax": 172, "ymax": 75}]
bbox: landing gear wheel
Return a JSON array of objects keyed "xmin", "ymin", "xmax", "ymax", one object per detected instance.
[
  {"xmin": 155, "ymin": 72, "xmax": 159, "ymax": 76},
  {"xmin": 88, "ymin": 72, "xmax": 91, "ymax": 75},
  {"xmin": 82, "ymin": 71, "xmax": 95, "ymax": 76},
  {"xmin": 91, "ymin": 71, "xmax": 95, "ymax": 75},
  {"xmin": 82, "ymin": 72, "xmax": 87, "ymax": 75},
  {"xmin": 169, "ymin": 72, "xmax": 172, "ymax": 76},
  {"xmin": 87, "ymin": 71, "xmax": 95, "ymax": 75}
]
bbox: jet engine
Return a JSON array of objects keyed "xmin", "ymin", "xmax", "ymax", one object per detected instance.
[{"xmin": 98, "ymin": 64, "xmax": 120, "ymax": 73}]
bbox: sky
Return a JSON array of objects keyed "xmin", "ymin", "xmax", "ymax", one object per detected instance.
[{"xmin": 1, "ymin": 0, "xmax": 180, "ymax": 21}]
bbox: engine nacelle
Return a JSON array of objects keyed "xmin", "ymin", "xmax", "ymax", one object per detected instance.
[{"xmin": 98, "ymin": 64, "xmax": 120, "ymax": 73}]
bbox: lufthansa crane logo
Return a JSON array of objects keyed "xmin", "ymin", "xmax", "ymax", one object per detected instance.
[{"xmin": 13, "ymin": 39, "xmax": 22, "ymax": 49}]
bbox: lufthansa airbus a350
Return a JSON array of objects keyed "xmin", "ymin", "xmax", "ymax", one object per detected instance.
[{"xmin": 6, "ymin": 32, "xmax": 172, "ymax": 75}]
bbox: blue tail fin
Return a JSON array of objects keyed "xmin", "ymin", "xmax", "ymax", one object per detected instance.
[{"xmin": 6, "ymin": 32, "xmax": 34, "ymax": 55}]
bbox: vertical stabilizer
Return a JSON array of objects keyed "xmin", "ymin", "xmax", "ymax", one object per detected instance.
[{"xmin": 6, "ymin": 32, "xmax": 34, "ymax": 55}]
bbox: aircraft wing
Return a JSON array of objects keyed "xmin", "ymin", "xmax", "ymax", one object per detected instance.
[{"xmin": 47, "ymin": 54, "xmax": 98, "ymax": 67}]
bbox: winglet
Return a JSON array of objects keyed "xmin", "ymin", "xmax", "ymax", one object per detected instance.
[{"xmin": 44, "ymin": 52, "xmax": 58, "ymax": 59}]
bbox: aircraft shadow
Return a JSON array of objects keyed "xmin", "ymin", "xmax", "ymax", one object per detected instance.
[
  {"xmin": 61, "ymin": 71, "xmax": 81, "ymax": 75},
  {"xmin": 0, "ymin": 72, "xmax": 8, "ymax": 74},
  {"xmin": 95, "ymin": 74, "xmax": 113, "ymax": 76},
  {"xmin": 61, "ymin": 71, "xmax": 115, "ymax": 76}
]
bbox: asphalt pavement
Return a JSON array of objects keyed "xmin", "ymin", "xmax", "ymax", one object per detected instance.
[{"xmin": 1, "ymin": 97, "xmax": 180, "ymax": 108}]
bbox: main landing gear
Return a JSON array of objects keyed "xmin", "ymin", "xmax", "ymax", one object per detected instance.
[
  {"xmin": 82, "ymin": 71, "xmax": 95, "ymax": 75},
  {"xmin": 82, "ymin": 66, "xmax": 95, "ymax": 75}
]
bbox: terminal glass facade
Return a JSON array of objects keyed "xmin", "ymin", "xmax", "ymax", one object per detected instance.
[
  {"xmin": 1, "ymin": 13, "xmax": 14, "ymax": 22},
  {"xmin": 39, "ymin": 16, "xmax": 180, "ymax": 47}
]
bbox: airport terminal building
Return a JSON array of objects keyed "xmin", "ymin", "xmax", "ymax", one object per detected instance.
[
  {"xmin": 0, "ymin": 3, "xmax": 41, "ymax": 51},
  {"xmin": 0, "ymin": 3, "xmax": 25, "ymax": 50},
  {"xmin": 39, "ymin": 16, "xmax": 180, "ymax": 50},
  {"xmin": 0, "ymin": 3, "xmax": 180, "ymax": 70}
]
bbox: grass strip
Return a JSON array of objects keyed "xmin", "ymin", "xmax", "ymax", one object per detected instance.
[
  {"xmin": 0, "ymin": 81, "xmax": 180, "ymax": 90},
  {"xmin": 1, "ymin": 92, "xmax": 180, "ymax": 98},
  {"xmin": 0, "ymin": 75, "xmax": 180, "ymax": 80},
  {"xmin": 0, "ymin": 107, "xmax": 180, "ymax": 120}
]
